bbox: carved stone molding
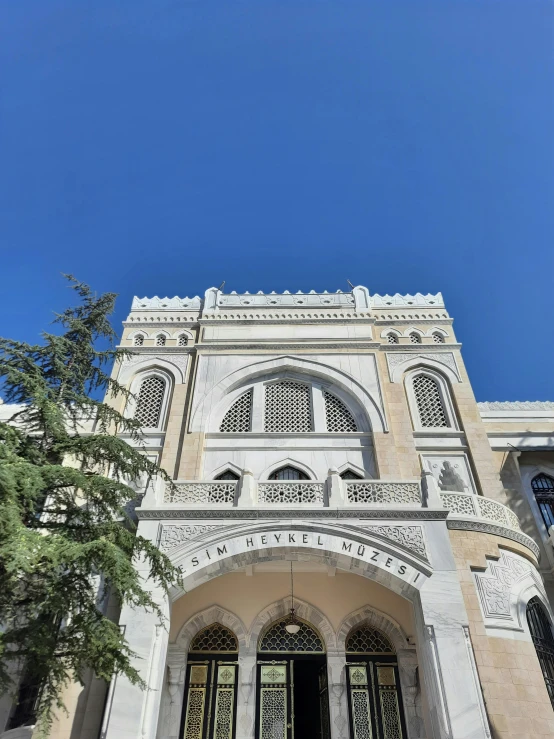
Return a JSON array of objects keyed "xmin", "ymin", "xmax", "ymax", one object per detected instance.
[
  {"xmin": 361, "ymin": 525, "xmax": 427, "ymax": 559},
  {"xmin": 386, "ymin": 351, "xmax": 459, "ymax": 379},
  {"xmin": 159, "ymin": 525, "xmax": 223, "ymax": 551},
  {"xmin": 137, "ymin": 508, "xmax": 449, "ymax": 521},
  {"xmin": 446, "ymin": 519, "xmax": 540, "ymax": 559},
  {"xmin": 118, "ymin": 352, "xmax": 190, "ymax": 383},
  {"xmin": 477, "ymin": 401, "xmax": 554, "ymax": 411}
]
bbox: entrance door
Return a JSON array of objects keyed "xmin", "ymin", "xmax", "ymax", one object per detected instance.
[
  {"xmin": 346, "ymin": 660, "xmax": 406, "ymax": 739},
  {"xmin": 181, "ymin": 659, "xmax": 239, "ymax": 739}
]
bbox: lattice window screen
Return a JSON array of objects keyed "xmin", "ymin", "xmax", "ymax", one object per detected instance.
[
  {"xmin": 409, "ymin": 333, "xmax": 422, "ymax": 344},
  {"xmin": 177, "ymin": 334, "xmax": 188, "ymax": 346},
  {"xmin": 190, "ymin": 624, "xmax": 238, "ymax": 652},
  {"xmin": 220, "ymin": 390, "xmax": 252, "ymax": 432},
  {"xmin": 134, "ymin": 376, "xmax": 166, "ymax": 427},
  {"xmin": 324, "ymin": 391, "xmax": 357, "ymax": 432},
  {"xmin": 259, "ymin": 620, "xmax": 324, "ymax": 652},
  {"xmin": 412, "ymin": 375, "xmax": 448, "ymax": 428},
  {"xmin": 346, "ymin": 625, "xmax": 395, "ymax": 654},
  {"xmin": 387, "ymin": 333, "xmax": 399, "ymax": 344},
  {"xmin": 156, "ymin": 335, "xmax": 166, "ymax": 346},
  {"xmin": 432, "ymin": 333, "xmax": 445, "ymax": 344},
  {"xmin": 134, "ymin": 335, "xmax": 144, "ymax": 346},
  {"xmin": 264, "ymin": 381, "xmax": 312, "ymax": 432}
]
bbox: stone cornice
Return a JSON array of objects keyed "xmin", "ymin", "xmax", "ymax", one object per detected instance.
[
  {"xmin": 382, "ymin": 344, "xmax": 462, "ymax": 352},
  {"xmin": 194, "ymin": 343, "xmax": 382, "ymax": 351},
  {"xmin": 197, "ymin": 317, "xmax": 376, "ymax": 325},
  {"xmin": 136, "ymin": 508, "xmax": 450, "ymax": 521},
  {"xmin": 446, "ymin": 519, "xmax": 540, "ymax": 559}
]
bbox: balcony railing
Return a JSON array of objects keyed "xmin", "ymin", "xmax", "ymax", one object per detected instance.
[
  {"xmin": 257, "ymin": 481, "xmax": 325, "ymax": 504},
  {"xmin": 440, "ymin": 491, "xmax": 521, "ymax": 532},
  {"xmin": 165, "ymin": 481, "xmax": 237, "ymax": 505},
  {"xmin": 346, "ymin": 481, "xmax": 421, "ymax": 505}
]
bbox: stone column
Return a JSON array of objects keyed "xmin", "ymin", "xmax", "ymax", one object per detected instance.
[
  {"xmin": 416, "ymin": 572, "xmax": 490, "ymax": 739},
  {"xmin": 327, "ymin": 650, "xmax": 349, "ymax": 739},
  {"xmin": 236, "ymin": 646, "xmax": 257, "ymax": 739},
  {"xmin": 164, "ymin": 648, "xmax": 187, "ymax": 739},
  {"xmin": 103, "ymin": 587, "xmax": 170, "ymax": 739}
]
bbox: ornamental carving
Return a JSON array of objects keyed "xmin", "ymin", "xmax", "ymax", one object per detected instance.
[
  {"xmin": 119, "ymin": 352, "xmax": 189, "ymax": 381},
  {"xmin": 386, "ymin": 352, "xmax": 458, "ymax": 378},
  {"xmin": 159, "ymin": 525, "xmax": 221, "ymax": 551},
  {"xmin": 362, "ymin": 525, "xmax": 426, "ymax": 558}
]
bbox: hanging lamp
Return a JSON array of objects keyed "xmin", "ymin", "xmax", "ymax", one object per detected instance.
[{"xmin": 285, "ymin": 561, "xmax": 301, "ymax": 634}]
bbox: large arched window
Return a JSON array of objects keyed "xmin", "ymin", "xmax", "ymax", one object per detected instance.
[
  {"xmin": 134, "ymin": 375, "xmax": 167, "ymax": 428},
  {"xmin": 532, "ymin": 474, "xmax": 554, "ymax": 529},
  {"xmin": 526, "ymin": 597, "xmax": 554, "ymax": 707},
  {"xmin": 269, "ymin": 466, "xmax": 309, "ymax": 481},
  {"xmin": 220, "ymin": 390, "xmax": 252, "ymax": 432},
  {"xmin": 264, "ymin": 380, "xmax": 312, "ymax": 432}
]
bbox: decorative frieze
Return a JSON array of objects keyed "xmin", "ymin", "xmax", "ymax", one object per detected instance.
[
  {"xmin": 361, "ymin": 525, "xmax": 427, "ymax": 559},
  {"xmin": 386, "ymin": 352, "xmax": 459, "ymax": 380},
  {"xmin": 159, "ymin": 525, "xmax": 222, "ymax": 551},
  {"xmin": 477, "ymin": 401, "xmax": 554, "ymax": 411}
]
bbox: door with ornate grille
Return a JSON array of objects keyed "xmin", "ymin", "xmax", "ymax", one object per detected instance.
[
  {"xmin": 345, "ymin": 625, "xmax": 407, "ymax": 739},
  {"xmin": 180, "ymin": 624, "xmax": 239, "ymax": 739},
  {"xmin": 256, "ymin": 660, "xmax": 294, "ymax": 739}
]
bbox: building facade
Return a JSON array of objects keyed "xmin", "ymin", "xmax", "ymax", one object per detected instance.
[{"xmin": 3, "ymin": 285, "xmax": 554, "ymax": 739}]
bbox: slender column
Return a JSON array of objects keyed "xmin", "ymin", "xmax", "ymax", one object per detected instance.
[
  {"xmin": 164, "ymin": 648, "xmax": 187, "ymax": 739},
  {"xmin": 416, "ymin": 572, "xmax": 489, "ymax": 739},
  {"xmin": 103, "ymin": 587, "xmax": 170, "ymax": 739},
  {"xmin": 327, "ymin": 650, "xmax": 349, "ymax": 739},
  {"xmin": 236, "ymin": 645, "xmax": 257, "ymax": 739}
]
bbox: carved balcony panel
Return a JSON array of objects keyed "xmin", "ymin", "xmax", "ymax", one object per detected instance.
[
  {"xmin": 164, "ymin": 481, "xmax": 236, "ymax": 505},
  {"xmin": 257, "ymin": 481, "xmax": 325, "ymax": 505},
  {"xmin": 346, "ymin": 481, "xmax": 422, "ymax": 506}
]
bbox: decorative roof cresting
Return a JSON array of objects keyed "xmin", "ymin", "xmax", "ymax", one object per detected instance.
[
  {"xmin": 131, "ymin": 296, "xmax": 202, "ymax": 310},
  {"xmin": 477, "ymin": 401, "xmax": 554, "ymax": 411}
]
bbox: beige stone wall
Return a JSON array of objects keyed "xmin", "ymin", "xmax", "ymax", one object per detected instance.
[{"xmin": 450, "ymin": 529, "xmax": 554, "ymax": 739}]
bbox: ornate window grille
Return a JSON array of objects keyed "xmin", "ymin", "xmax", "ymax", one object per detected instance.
[
  {"xmin": 177, "ymin": 334, "xmax": 188, "ymax": 346},
  {"xmin": 527, "ymin": 597, "xmax": 554, "ymax": 707},
  {"xmin": 412, "ymin": 374, "xmax": 448, "ymax": 428},
  {"xmin": 133, "ymin": 334, "xmax": 144, "ymax": 346},
  {"xmin": 190, "ymin": 623, "xmax": 238, "ymax": 653},
  {"xmin": 532, "ymin": 474, "xmax": 554, "ymax": 529},
  {"xmin": 264, "ymin": 381, "xmax": 312, "ymax": 432},
  {"xmin": 324, "ymin": 391, "xmax": 357, "ymax": 432},
  {"xmin": 220, "ymin": 390, "xmax": 252, "ymax": 432},
  {"xmin": 346, "ymin": 625, "xmax": 395, "ymax": 654},
  {"xmin": 259, "ymin": 619, "xmax": 325, "ymax": 653},
  {"xmin": 387, "ymin": 333, "xmax": 399, "ymax": 345},
  {"xmin": 134, "ymin": 375, "xmax": 166, "ymax": 428},
  {"xmin": 432, "ymin": 332, "xmax": 445, "ymax": 344},
  {"xmin": 340, "ymin": 470, "xmax": 363, "ymax": 480},
  {"xmin": 409, "ymin": 332, "xmax": 422, "ymax": 344},
  {"xmin": 215, "ymin": 470, "xmax": 240, "ymax": 481},
  {"xmin": 156, "ymin": 334, "xmax": 166, "ymax": 346},
  {"xmin": 268, "ymin": 466, "xmax": 309, "ymax": 481}
]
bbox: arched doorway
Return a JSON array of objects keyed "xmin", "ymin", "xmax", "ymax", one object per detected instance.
[
  {"xmin": 345, "ymin": 623, "xmax": 407, "ymax": 739},
  {"xmin": 256, "ymin": 617, "xmax": 330, "ymax": 739},
  {"xmin": 180, "ymin": 623, "xmax": 239, "ymax": 739},
  {"xmin": 526, "ymin": 596, "xmax": 554, "ymax": 707}
]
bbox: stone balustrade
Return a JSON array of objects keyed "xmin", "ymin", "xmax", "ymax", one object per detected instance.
[{"xmin": 440, "ymin": 491, "xmax": 521, "ymax": 531}]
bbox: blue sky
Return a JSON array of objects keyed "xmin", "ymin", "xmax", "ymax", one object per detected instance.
[{"xmin": 1, "ymin": 1, "xmax": 552, "ymax": 401}]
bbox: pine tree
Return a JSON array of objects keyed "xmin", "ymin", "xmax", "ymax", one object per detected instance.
[{"xmin": 0, "ymin": 277, "xmax": 181, "ymax": 732}]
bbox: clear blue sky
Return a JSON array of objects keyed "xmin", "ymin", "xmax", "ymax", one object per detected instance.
[{"xmin": 1, "ymin": 1, "xmax": 552, "ymax": 401}]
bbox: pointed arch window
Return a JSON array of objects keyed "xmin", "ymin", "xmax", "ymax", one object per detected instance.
[
  {"xmin": 220, "ymin": 390, "xmax": 252, "ymax": 432},
  {"xmin": 346, "ymin": 624, "xmax": 395, "ymax": 654},
  {"xmin": 215, "ymin": 470, "xmax": 240, "ymax": 481},
  {"xmin": 133, "ymin": 334, "xmax": 144, "ymax": 346},
  {"xmin": 259, "ymin": 619, "xmax": 324, "ymax": 653},
  {"xmin": 268, "ymin": 466, "xmax": 309, "ymax": 481},
  {"xmin": 324, "ymin": 390, "xmax": 357, "ymax": 432},
  {"xmin": 340, "ymin": 470, "xmax": 363, "ymax": 480},
  {"xmin": 386, "ymin": 333, "xmax": 399, "ymax": 345},
  {"xmin": 264, "ymin": 380, "xmax": 312, "ymax": 432},
  {"xmin": 134, "ymin": 375, "xmax": 166, "ymax": 428},
  {"xmin": 190, "ymin": 623, "xmax": 238, "ymax": 653},
  {"xmin": 527, "ymin": 597, "xmax": 554, "ymax": 706},
  {"xmin": 432, "ymin": 332, "xmax": 445, "ymax": 344},
  {"xmin": 532, "ymin": 474, "xmax": 554, "ymax": 529},
  {"xmin": 409, "ymin": 332, "xmax": 422, "ymax": 344}
]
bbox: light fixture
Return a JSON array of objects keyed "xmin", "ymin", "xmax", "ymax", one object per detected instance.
[{"xmin": 285, "ymin": 561, "xmax": 301, "ymax": 635}]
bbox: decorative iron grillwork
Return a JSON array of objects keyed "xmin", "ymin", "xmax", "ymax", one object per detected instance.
[
  {"xmin": 134, "ymin": 375, "xmax": 166, "ymax": 428},
  {"xmin": 346, "ymin": 625, "xmax": 395, "ymax": 654},
  {"xmin": 259, "ymin": 619, "xmax": 324, "ymax": 653},
  {"xmin": 532, "ymin": 474, "xmax": 554, "ymax": 529},
  {"xmin": 220, "ymin": 390, "xmax": 252, "ymax": 433},
  {"xmin": 324, "ymin": 391, "xmax": 357, "ymax": 432},
  {"xmin": 527, "ymin": 597, "xmax": 554, "ymax": 707},
  {"xmin": 412, "ymin": 374, "xmax": 448, "ymax": 428},
  {"xmin": 264, "ymin": 381, "xmax": 312, "ymax": 432},
  {"xmin": 260, "ymin": 688, "xmax": 287, "ymax": 739},
  {"xmin": 190, "ymin": 624, "xmax": 238, "ymax": 653}
]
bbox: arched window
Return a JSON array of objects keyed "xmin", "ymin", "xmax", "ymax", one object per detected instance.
[
  {"xmin": 324, "ymin": 390, "xmax": 357, "ymax": 432},
  {"xmin": 220, "ymin": 390, "xmax": 252, "ymax": 432},
  {"xmin": 264, "ymin": 380, "xmax": 312, "ymax": 432},
  {"xmin": 346, "ymin": 625, "xmax": 395, "ymax": 654},
  {"xmin": 259, "ymin": 619, "xmax": 324, "ymax": 653},
  {"xmin": 432, "ymin": 332, "xmax": 445, "ymax": 344},
  {"xmin": 215, "ymin": 470, "xmax": 240, "ymax": 481},
  {"xmin": 269, "ymin": 466, "xmax": 309, "ymax": 481},
  {"xmin": 386, "ymin": 333, "xmax": 399, "ymax": 344},
  {"xmin": 411, "ymin": 373, "xmax": 449, "ymax": 428},
  {"xmin": 409, "ymin": 332, "xmax": 422, "ymax": 344},
  {"xmin": 526, "ymin": 597, "xmax": 554, "ymax": 706},
  {"xmin": 531, "ymin": 474, "xmax": 554, "ymax": 529},
  {"xmin": 177, "ymin": 334, "xmax": 188, "ymax": 346},
  {"xmin": 134, "ymin": 375, "xmax": 166, "ymax": 428},
  {"xmin": 340, "ymin": 469, "xmax": 363, "ymax": 480},
  {"xmin": 155, "ymin": 334, "xmax": 166, "ymax": 346},
  {"xmin": 190, "ymin": 623, "xmax": 238, "ymax": 653},
  {"xmin": 133, "ymin": 334, "xmax": 144, "ymax": 346}
]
